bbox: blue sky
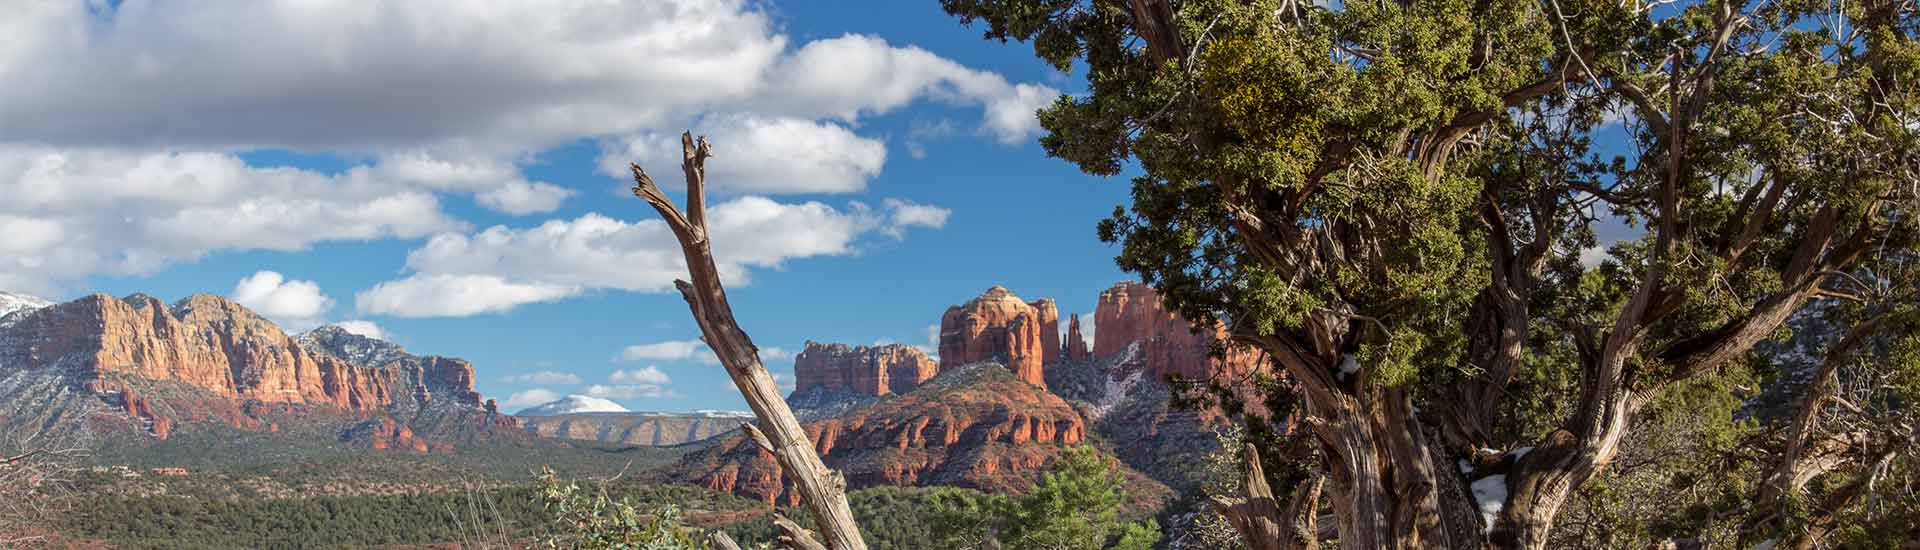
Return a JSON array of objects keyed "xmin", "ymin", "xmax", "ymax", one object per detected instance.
[{"xmin": 1, "ymin": 0, "xmax": 1138, "ymax": 412}]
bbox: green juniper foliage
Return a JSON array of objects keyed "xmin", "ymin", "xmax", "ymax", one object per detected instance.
[
  {"xmin": 933, "ymin": 446, "xmax": 1161, "ymax": 550},
  {"xmin": 945, "ymin": 0, "xmax": 1916, "ymax": 547}
]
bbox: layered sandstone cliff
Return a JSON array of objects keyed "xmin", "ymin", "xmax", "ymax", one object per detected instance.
[
  {"xmin": 1091, "ymin": 282, "xmax": 1262, "ymax": 382},
  {"xmin": 299, "ymin": 325, "xmax": 483, "ymax": 406},
  {"xmin": 660, "ymin": 362, "xmax": 1092, "ymax": 505},
  {"xmin": 0, "ymin": 293, "xmax": 501, "ymax": 443},
  {"xmin": 792, "ymin": 341, "xmax": 937, "ymax": 397},
  {"xmin": 938, "ymin": 286, "xmax": 1046, "ymax": 386}
]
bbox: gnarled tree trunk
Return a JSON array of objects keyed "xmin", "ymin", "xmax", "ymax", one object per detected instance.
[{"xmin": 1211, "ymin": 443, "xmax": 1327, "ymax": 550}]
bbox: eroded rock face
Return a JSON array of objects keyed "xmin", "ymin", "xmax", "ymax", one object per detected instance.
[
  {"xmin": 1065, "ymin": 314, "xmax": 1091, "ymax": 363},
  {"xmin": 793, "ymin": 341, "xmax": 937, "ymax": 397},
  {"xmin": 1031, "ymin": 299, "xmax": 1061, "ymax": 365},
  {"xmin": 938, "ymin": 286, "xmax": 1046, "ymax": 386},
  {"xmin": 0, "ymin": 293, "xmax": 500, "ymax": 444},
  {"xmin": 342, "ymin": 417, "xmax": 430, "ymax": 453},
  {"xmin": 300, "ymin": 326, "xmax": 483, "ymax": 406},
  {"xmin": 1091, "ymin": 282, "xmax": 1262, "ymax": 382},
  {"xmin": 661, "ymin": 363, "xmax": 1090, "ymax": 505},
  {"xmin": 116, "ymin": 387, "xmax": 173, "ymax": 440}
]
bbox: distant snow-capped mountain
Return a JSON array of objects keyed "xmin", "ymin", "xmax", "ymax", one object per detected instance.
[{"xmin": 515, "ymin": 395, "xmax": 632, "ymax": 416}]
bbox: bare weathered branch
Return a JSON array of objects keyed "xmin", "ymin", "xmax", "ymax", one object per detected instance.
[
  {"xmin": 774, "ymin": 514, "xmax": 829, "ymax": 550},
  {"xmin": 632, "ymin": 131, "xmax": 868, "ymax": 550},
  {"xmin": 710, "ymin": 531, "xmax": 744, "ymax": 550}
]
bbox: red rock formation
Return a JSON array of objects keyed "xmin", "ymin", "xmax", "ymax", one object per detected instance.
[
  {"xmin": 116, "ymin": 387, "xmax": 173, "ymax": 440},
  {"xmin": 0, "ymin": 293, "xmax": 493, "ymax": 412},
  {"xmin": 938, "ymin": 286, "xmax": 1046, "ymax": 386},
  {"xmin": 1065, "ymin": 314, "xmax": 1091, "ymax": 362},
  {"xmin": 418, "ymin": 356, "xmax": 483, "ymax": 405},
  {"xmin": 793, "ymin": 341, "xmax": 937, "ymax": 396},
  {"xmin": 347, "ymin": 417, "xmax": 430, "ymax": 453},
  {"xmin": 1031, "ymin": 299, "xmax": 1061, "ymax": 365},
  {"xmin": 660, "ymin": 364, "xmax": 1112, "ymax": 505},
  {"xmin": 1092, "ymin": 282, "xmax": 1262, "ymax": 381},
  {"xmin": 0, "ymin": 293, "xmax": 501, "ymax": 445}
]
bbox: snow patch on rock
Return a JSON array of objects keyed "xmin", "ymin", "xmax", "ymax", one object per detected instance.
[{"xmin": 0, "ymin": 291, "xmax": 53, "ymax": 328}]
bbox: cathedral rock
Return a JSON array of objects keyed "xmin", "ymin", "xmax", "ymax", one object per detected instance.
[{"xmin": 938, "ymin": 286, "xmax": 1047, "ymax": 386}]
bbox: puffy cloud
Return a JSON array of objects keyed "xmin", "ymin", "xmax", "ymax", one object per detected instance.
[
  {"xmin": 358, "ymin": 196, "xmax": 948, "ymax": 316},
  {"xmin": 332, "ymin": 320, "xmax": 387, "ymax": 340},
  {"xmin": 584, "ymin": 384, "xmax": 674, "ymax": 399},
  {"xmin": 758, "ymin": 34, "xmax": 1058, "ymax": 143},
  {"xmin": 618, "ymin": 339, "xmax": 716, "ymax": 364},
  {"xmin": 1, "ymin": 5, "xmax": 1051, "ymax": 154},
  {"xmin": 355, "ymin": 274, "xmax": 576, "ymax": 317},
  {"xmin": 771, "ymin": 371, "xmax": 796, "ymax": 393},
  {"xmin": 475, "ymin": 180, "xmax": 575, "ymax": 215},
  {"xmin": 501, "ymin": 388, "xmax": 562, "ymax": 409},
  {"xmin": 364, "ymin": 153, "xmax": 571, "ymax": 215},
  {"xmin": 0, "ymin": 2, "xmax": 1046, "ymax": 293},
  {"xmin": 602, "ymin": 115, "xmax": 886, "ymax": 194},
  {"xmin": 0, "ymin": 148, "xmax": 463, "ymax": 294},
  {"xmin": 881, "ymin": 199, "xmax": 950, "ymax": 238},
  {"xmin": 759, "ymin": 346, "xmax": 795, "ymax": 365},
  {"xmin": 230, "ymin": 271, "xmax": 333, "ymax": 331},
  {"xmin": 501, "ymin": 371, "xmax": 585, "ymax": 385},
  {"xmin": 610, "ymin": 366, "xmax": 672, "ymax": 385},
  {"xmin": 0, "ymin": 0, "xmax": 782, "ymax": 153}
]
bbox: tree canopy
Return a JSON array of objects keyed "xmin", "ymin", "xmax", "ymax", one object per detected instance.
[{"xmin": 945, "ymin": 0, "xmax": 1917, "ymax": 548}]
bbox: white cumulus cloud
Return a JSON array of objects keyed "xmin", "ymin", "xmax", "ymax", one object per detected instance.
[
  {"xmin": 0, "ymin": 148, "xmax": 464, "ymax": 295},
  {"xmin": 333, "ymin": 320, "xmax": 387, "ymax": 340},
  {"xmin": 603, "ymin": 115, "xmax": 886, "ymax": 194},
  {"xmin": 618, "ymin": 339, "xmax": 717, "ymax": 364},
  {"xmin": 230, "ymin": 270, "xmax": 333, "ymax": 331},
  {"xmin": 357, "ymin": 197, "xmax": 947, "ymax": 316},
  {"xmin": 757, "ymin": 34, "xmax": 1057, "ymax": 144},
  {"xmin": 475, "ymin": 180, "xmax": 575, "ymax": 215},
  {"xmin": 610, "ymin": 366, "xmax": 672, "ymax": 385},
  {"xmin": 0, "ymin": 2, "xmax": 1046, "ymax": 293},
  {"xmin": 356, "ymin": 274, "xmax": 577, "ymax": 317},
  {"xmin": 502, "ymin": 388, "xmax": 562, "ymax": 409},
  {"xmin": 881, "ymin": 198, "xmax": 951, "ymax": 238}
]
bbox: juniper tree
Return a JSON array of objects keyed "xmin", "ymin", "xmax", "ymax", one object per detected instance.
[{"xmin": 942, "ymin": 0, "xmax": 1918, "ymax": 548}]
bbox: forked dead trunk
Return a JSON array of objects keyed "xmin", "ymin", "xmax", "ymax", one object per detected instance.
[{"xmin": 631, "ymin": 132, "xmax": 868, "ymax": 550}]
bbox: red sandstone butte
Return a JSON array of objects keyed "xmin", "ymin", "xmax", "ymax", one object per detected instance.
[
  {"xmin": 793, "ymin": 341, "xmax": 938, "ymax": 396},
  {"xmin": 1091, "ymin": 282, "xmax": 1262, "ymax": 382},
  {"xmin": 938, "ymin": 286, "xmax": 1047, "ymax": 386}
]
